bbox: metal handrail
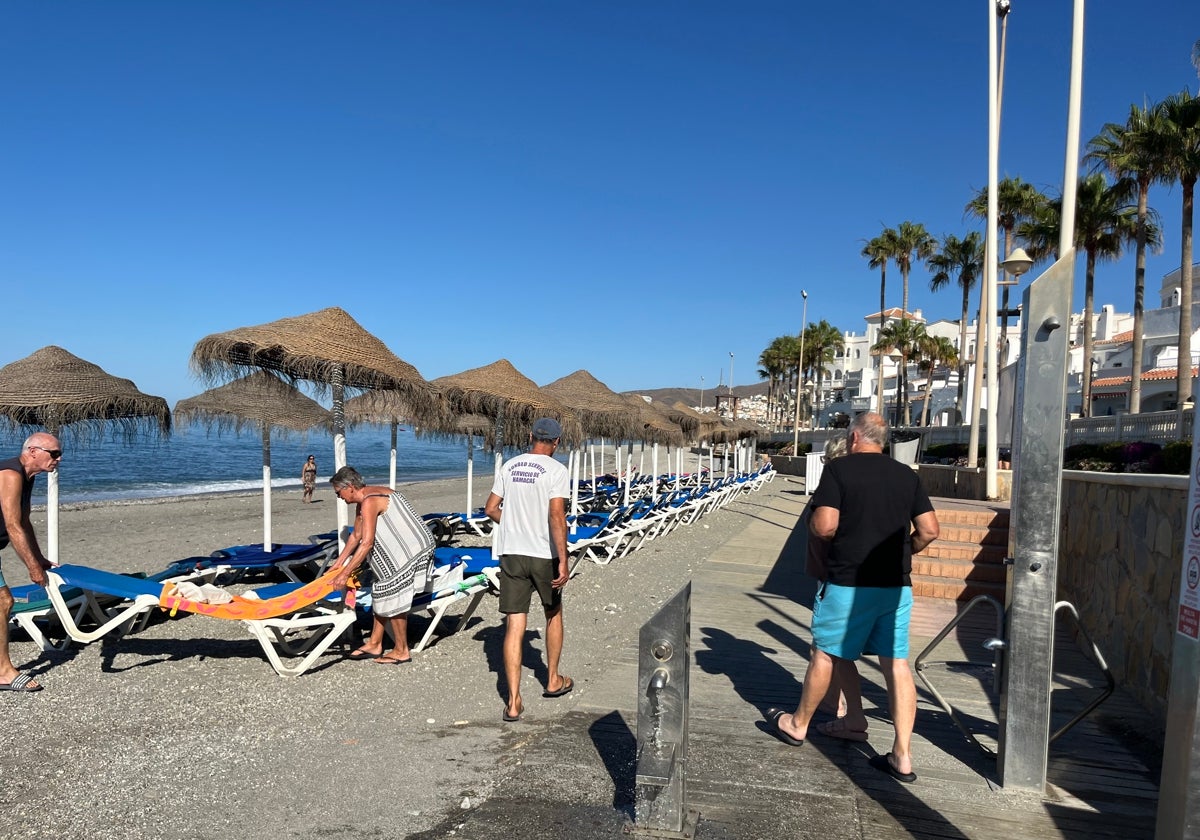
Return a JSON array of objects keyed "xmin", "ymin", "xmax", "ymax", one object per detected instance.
[{"xmin": 913, "ymin": 595, "xmax": 1116, "ymax": 758}]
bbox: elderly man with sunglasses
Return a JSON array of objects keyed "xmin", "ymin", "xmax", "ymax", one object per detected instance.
[{"xmin": 0, "ymin": 432, "xmax": 62, "ymax": 693}]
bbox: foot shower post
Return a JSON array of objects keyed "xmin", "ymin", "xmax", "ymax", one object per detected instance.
[{"xmin": 625, "ymin": 583, "xmax": 697, "ymax": 838}]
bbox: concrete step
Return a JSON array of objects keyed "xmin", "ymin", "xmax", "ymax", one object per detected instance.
[
  {"xmin": 912, "ymin": 556, "xmax": 1007, "ymax": 584},
  {"xmin": 912, "ymin": 576, "xmax": 1007, "ymax": 602},
  {"xmin": 912, "ymin": 502, "xmax": 1011, "ymax": 603},
  {"xmin": 919, "ymin": 542, "xmax": 1007, "ymax": 564}
]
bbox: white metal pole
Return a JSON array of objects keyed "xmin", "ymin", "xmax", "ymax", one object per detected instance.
[
  {"xmin": 985, "ymin": 0, "xmax": 1001, "ymax": 499},
  {"xmin": 652, "ymin": 443, "xmax": 659, "ymax": 502},
  {"xmin": 262, "ymin": 423, "xmax": 272, "ymax": 551},
  {"xmin": 466, "ymin": 436, "xmax": 474, "ymax": 515},
  {"xmin": 389, "ymin": 422, "xmax": 398, "ymax": 490}
]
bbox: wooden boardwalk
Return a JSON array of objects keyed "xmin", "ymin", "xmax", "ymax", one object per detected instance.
[
  {"xmin": 575, "ymin": 478, "xmax": 1162, "ymax": 839},
  {"xmin": 439, "ymin": 477, "xmax": 1162, "ymax": 839}
]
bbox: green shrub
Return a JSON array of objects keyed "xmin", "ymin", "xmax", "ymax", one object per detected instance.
[{"xmin": 1158, "ymin": 440, "xmax": 1191, "ymax": 475}]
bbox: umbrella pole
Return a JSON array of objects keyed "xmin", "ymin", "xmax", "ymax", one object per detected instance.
[
  {"xmin": 47, "ymin": 437, "xmax": 59, "ymax": 565},
  {"xmin": 332, "ymin": 367, "xmax": 349, "ymax": 547},
  {"xmin": 652, "ymin": 443, "xmax": 659, "ymax": 502},
  {"xmin": 599, "ymin": 438, "xmax": 605, "ymax": 478},
  {"xmin": 466, "ymin": 436, "xmax": 474, "ymax": 514},
  {"xmin": 390, "ymin": 422, "xmax": 398, "ymax": 490},
  {"xmin": 570, "ymin": 448, "xmax": 579, "ymax": 531},
  {"xmin": 262, "ymin": 422, "xmax": 272, "ymax": 552}
]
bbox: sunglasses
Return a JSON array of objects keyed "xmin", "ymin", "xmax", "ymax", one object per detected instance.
[{"xmin": 30, "ymin": 446, "xmax": 63, "ymax": 459}]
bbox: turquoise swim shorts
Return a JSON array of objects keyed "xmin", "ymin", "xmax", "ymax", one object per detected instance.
[{"xmin": 811, "ymin": 582, "xmax": 912, "ymax": 660}]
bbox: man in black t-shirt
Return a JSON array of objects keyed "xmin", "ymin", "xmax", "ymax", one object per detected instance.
[{"xmin": 767, "ymin": 413, "xmax": 939, "ymax": 784}]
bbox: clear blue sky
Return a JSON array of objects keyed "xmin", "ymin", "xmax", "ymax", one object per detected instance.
[{"xmin": 3, "ymin": 2, "xmax": 1196, "ymax": 405}]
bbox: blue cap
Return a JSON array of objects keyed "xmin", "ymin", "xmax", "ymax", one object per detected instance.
[{"xmin": 531, "ymin": 417, "xmax": 562, "ymax": 441}]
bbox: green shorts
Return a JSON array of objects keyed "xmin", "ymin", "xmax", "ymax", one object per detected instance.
[{"xmin": 498, "ymin": 553, "xmax": 561, "ymax": 614}]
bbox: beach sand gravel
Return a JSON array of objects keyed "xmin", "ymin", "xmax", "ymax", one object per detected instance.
[{"xmin": 1, "ymin": 473, "xmax": 763, "ymax": 840}]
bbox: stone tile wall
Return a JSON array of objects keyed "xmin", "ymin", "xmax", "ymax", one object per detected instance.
[{"xmin": 1059, "ymin": 471, "xmax": 1187, "ymax": 731}]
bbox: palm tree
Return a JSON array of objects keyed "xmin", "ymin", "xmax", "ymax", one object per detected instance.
[
  {"xmin": 873, "ymin": 319, "xmax": 926, "ymax": 427},
  {"xmin": 760, "ymin": 335, "xmax": 799, "ymax": 431},
  {"xmin": 1193, "ymin": 39, "xmax": 1200, "ymax": 78},
  {"xmin": 862, "ymin": 229, "xmax": 897, "ymax": 414},
  {"xmin": 966, "ymin": 178, "xmax": 1051, "ymax": 347},
  {"xmin": 757, "ymin": 342, "xmax": 789, "ymax": 431},
  {"xmin": 1087, "ymin": 104, "xmax": 1169, "ymax": 413},
  {"xmin": 1157, "ymin": 90, "xmax": 1200, "ymax": 412},
  {"xmin": 916, "ymin": 334, "xmax": 959, "ymax": 427},
  {"xmin": 1030, "ymin": 175, "xmax": 1142, "ymax": 415},
  {"xmin": 802, "ymin": 320, "xmax": 844, "ymax": 422},
  {"xmin": 887, "ymin": 221, "xmax": 935, "ymax": 425},
  {"xmin": 925, "ymin": 231, "xmax": 984, "ymax": 423}
]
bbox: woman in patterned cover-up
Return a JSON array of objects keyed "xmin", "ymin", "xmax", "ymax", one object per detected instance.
[{"xmin": 329, "ymin": 466, "xmax": 436, "ymax": 664}]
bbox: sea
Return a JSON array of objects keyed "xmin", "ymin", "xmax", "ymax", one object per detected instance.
[{"xmin": 1, "ymin": 423, "xmax": 504, "ymax": 507}]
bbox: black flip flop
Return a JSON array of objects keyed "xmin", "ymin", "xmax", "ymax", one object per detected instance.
[
  {"xmin": 869, "ymin": 753, "xmax": 917, "ymax": 783},
  {"xmin": 543, "ymin": 676, "xmax": 574, "ymax": 698},
  {"xmin": 346, "ymin": 650, "xmax": 382, "ymax": 661},
  {"xmin": 766, "ymin": 708, "xmax": 804, "ymax": 747},
  {"xmin": 502, "ymin": 709, "xmax": 522, "ymax": 722}
]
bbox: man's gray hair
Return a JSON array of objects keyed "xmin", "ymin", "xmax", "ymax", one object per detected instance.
[{"xmin": 850, "ymin": 412, "xmax": 889, "ymax": 448}]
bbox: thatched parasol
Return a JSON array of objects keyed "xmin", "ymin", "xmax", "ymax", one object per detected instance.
[
  {"xmin": 0, "ymin": 345, "xmax": 171, "ymax": 563},
  {"xmin": 541, "ymin": 370, "xmax": 634, "ymax": 441},
  {"xmin": 174, "ymin": 372, "xmax": 332, "ymax": 550},
  {"xmin": 190, "ymin": 307, "xmax": 436, "ymax": 537},
  {"xmin": 619, "ymin": 394, "xmax": 683, "ymax": 446},
  {"xmin": 432, "ymin": 360, "xmax": 576, "ymax": 513},
  {"xmin": 431, "ymin": 359, "xmax": 576, "ymax": 447}
]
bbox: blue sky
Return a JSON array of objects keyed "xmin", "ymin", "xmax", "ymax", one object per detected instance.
[{"xmin": 3, "ymin": 1, "xmax": 1197, "ymax": 406}]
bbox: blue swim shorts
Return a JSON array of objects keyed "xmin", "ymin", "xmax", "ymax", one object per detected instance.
[{"xmin": 811, "ymin": 582, "xmax": 912, "ymax": 660}]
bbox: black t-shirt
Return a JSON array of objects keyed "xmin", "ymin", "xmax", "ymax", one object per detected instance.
[
  {"xmin": 810, "ymin": 451, "xmax": 934, "ymax": 588},
  {"xmin": 0, "ymin": 455, "xmax": 34, "ymax": 551}
]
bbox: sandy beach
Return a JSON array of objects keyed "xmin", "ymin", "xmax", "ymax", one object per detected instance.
[{"xmin": 1, "ymin": 471, "xmax": 765, "ymax": 840}]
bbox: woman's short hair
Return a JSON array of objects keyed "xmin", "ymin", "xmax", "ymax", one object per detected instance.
[
  {"xmin": 330, "ymin": 466, "xmax": 365, "ymax": 490},
  {"xmin": 824, "ymin": 435, "xmax": 848, "ymax": 460}
]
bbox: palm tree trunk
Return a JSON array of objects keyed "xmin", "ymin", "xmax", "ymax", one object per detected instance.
[
  {"xmin": 901, "ymin": 267, "xmax": 911, "ymax": 426},
  {"xmin": 1082, "ymin": 249, "xmax": 1096, "ymax": 417},
  {"xmin": 877, "ymin": 267, "xmax": 887, "ymax": 413},
  {"xmin": 1131, "ymin": 180, "xmax": 1148, "ymax": 414},
  {"xmin": 1178, "ymin": 178, "xmax": 1196, "ymax": 421},
  {"xmin": 957, "ymin": 285, "xmax": 969, "ymax": 422}
]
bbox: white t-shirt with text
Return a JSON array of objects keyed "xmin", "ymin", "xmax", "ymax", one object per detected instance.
[{"xmin": 490, "ymin": 452, "xmax": 571, "ymax": 559}]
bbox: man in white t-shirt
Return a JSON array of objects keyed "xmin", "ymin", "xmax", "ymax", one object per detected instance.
[{"xmin": 485, "ymin": 417, "xmax": 572, "ymax": 722}]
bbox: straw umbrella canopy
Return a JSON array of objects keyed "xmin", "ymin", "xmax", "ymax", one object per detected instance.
[
  {"xmin": 661, "ymin": 401, "xmax": 702, "ymax": 440},
  {"xmin": 0, "ymin": 345, "xmax": 171, "ymax": 563},
  {"xmin": 541, "ymin": 370, "xmax": 635, "ymax": 441},
  {"xmin": 174, "ymin": 372, "xmax": 332, "ymax": 550},
  {"xmin": 344, "ymin": 390, "xmax": 451, "ymax": 489},
  {"xmin": 619, "ymin": 394, "xmax": 683, "ymax": 446},
  {"xmin": 190, "ymin": 307, "xmax": 436, "ymax": 537},
  {"xmin": 431, "ymin": 359, "xmax": 576, "ymax": 515},
  {"xmin": 431, "ymin": 359, "xmax": 576, "ymax": 448}
]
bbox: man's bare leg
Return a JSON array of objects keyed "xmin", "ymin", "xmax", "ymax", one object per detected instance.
[
  {"xmin": 775, "ymin": 647, "xmax": 835, "ymax": 742},
  {"xmin": 503, "ymin": 612, "xmax": 527, "ymax": 719},
  {"xmin": 543, "ymin": 603, "xmax": 567, "ymax": 693},
  {"xmin": 879, "ymin": 656, "xmax": 917, "ymax": 775}
]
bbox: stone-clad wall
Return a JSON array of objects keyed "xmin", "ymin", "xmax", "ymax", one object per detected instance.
[{"xmin": 1058, "ymin": 471, "xmax": 1187, "ymax": 729}]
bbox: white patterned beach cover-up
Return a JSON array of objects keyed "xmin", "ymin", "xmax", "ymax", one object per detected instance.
[{"xmin": 364, "ymin": 492, "xmax": 436, "ymax": 617}]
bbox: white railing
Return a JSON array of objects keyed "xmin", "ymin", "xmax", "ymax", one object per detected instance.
[
  {"xmin": 1064, "ymin": 409, "xmax": 1193, "ymax": 445},
  {"xmin": 769, "ymin": 408, "xmax": 1195, "ymax": 452}
]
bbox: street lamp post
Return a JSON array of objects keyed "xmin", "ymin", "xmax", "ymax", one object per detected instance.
[
  {"xmin": 792, "ymin": 290, "xmax": 809, "ymax": 453},
  {"xmin": 999, "ymin": 247, "xmax": 1034, "ymax": 362},
  {"xmin": 728, "ymin": 352, "xmax": 735, "ymax": 418},
  {"xmin": 699, "ymin": 376, "xmax": 705, "ymax": 413}
]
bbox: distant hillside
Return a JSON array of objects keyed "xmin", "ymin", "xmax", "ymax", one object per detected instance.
[{"xmin": 622, "ymin": 382, "xmax": 769, "ymax": 407}]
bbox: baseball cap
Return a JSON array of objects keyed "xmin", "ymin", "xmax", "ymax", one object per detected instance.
[{"xmin": 531, "ymin": 417, "xmax": 562, "ymax": 441}]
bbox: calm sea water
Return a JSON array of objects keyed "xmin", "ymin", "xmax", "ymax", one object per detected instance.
[{"xmin": 1, "ymin": 424, "xmax": 504, "ymax": 506}]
